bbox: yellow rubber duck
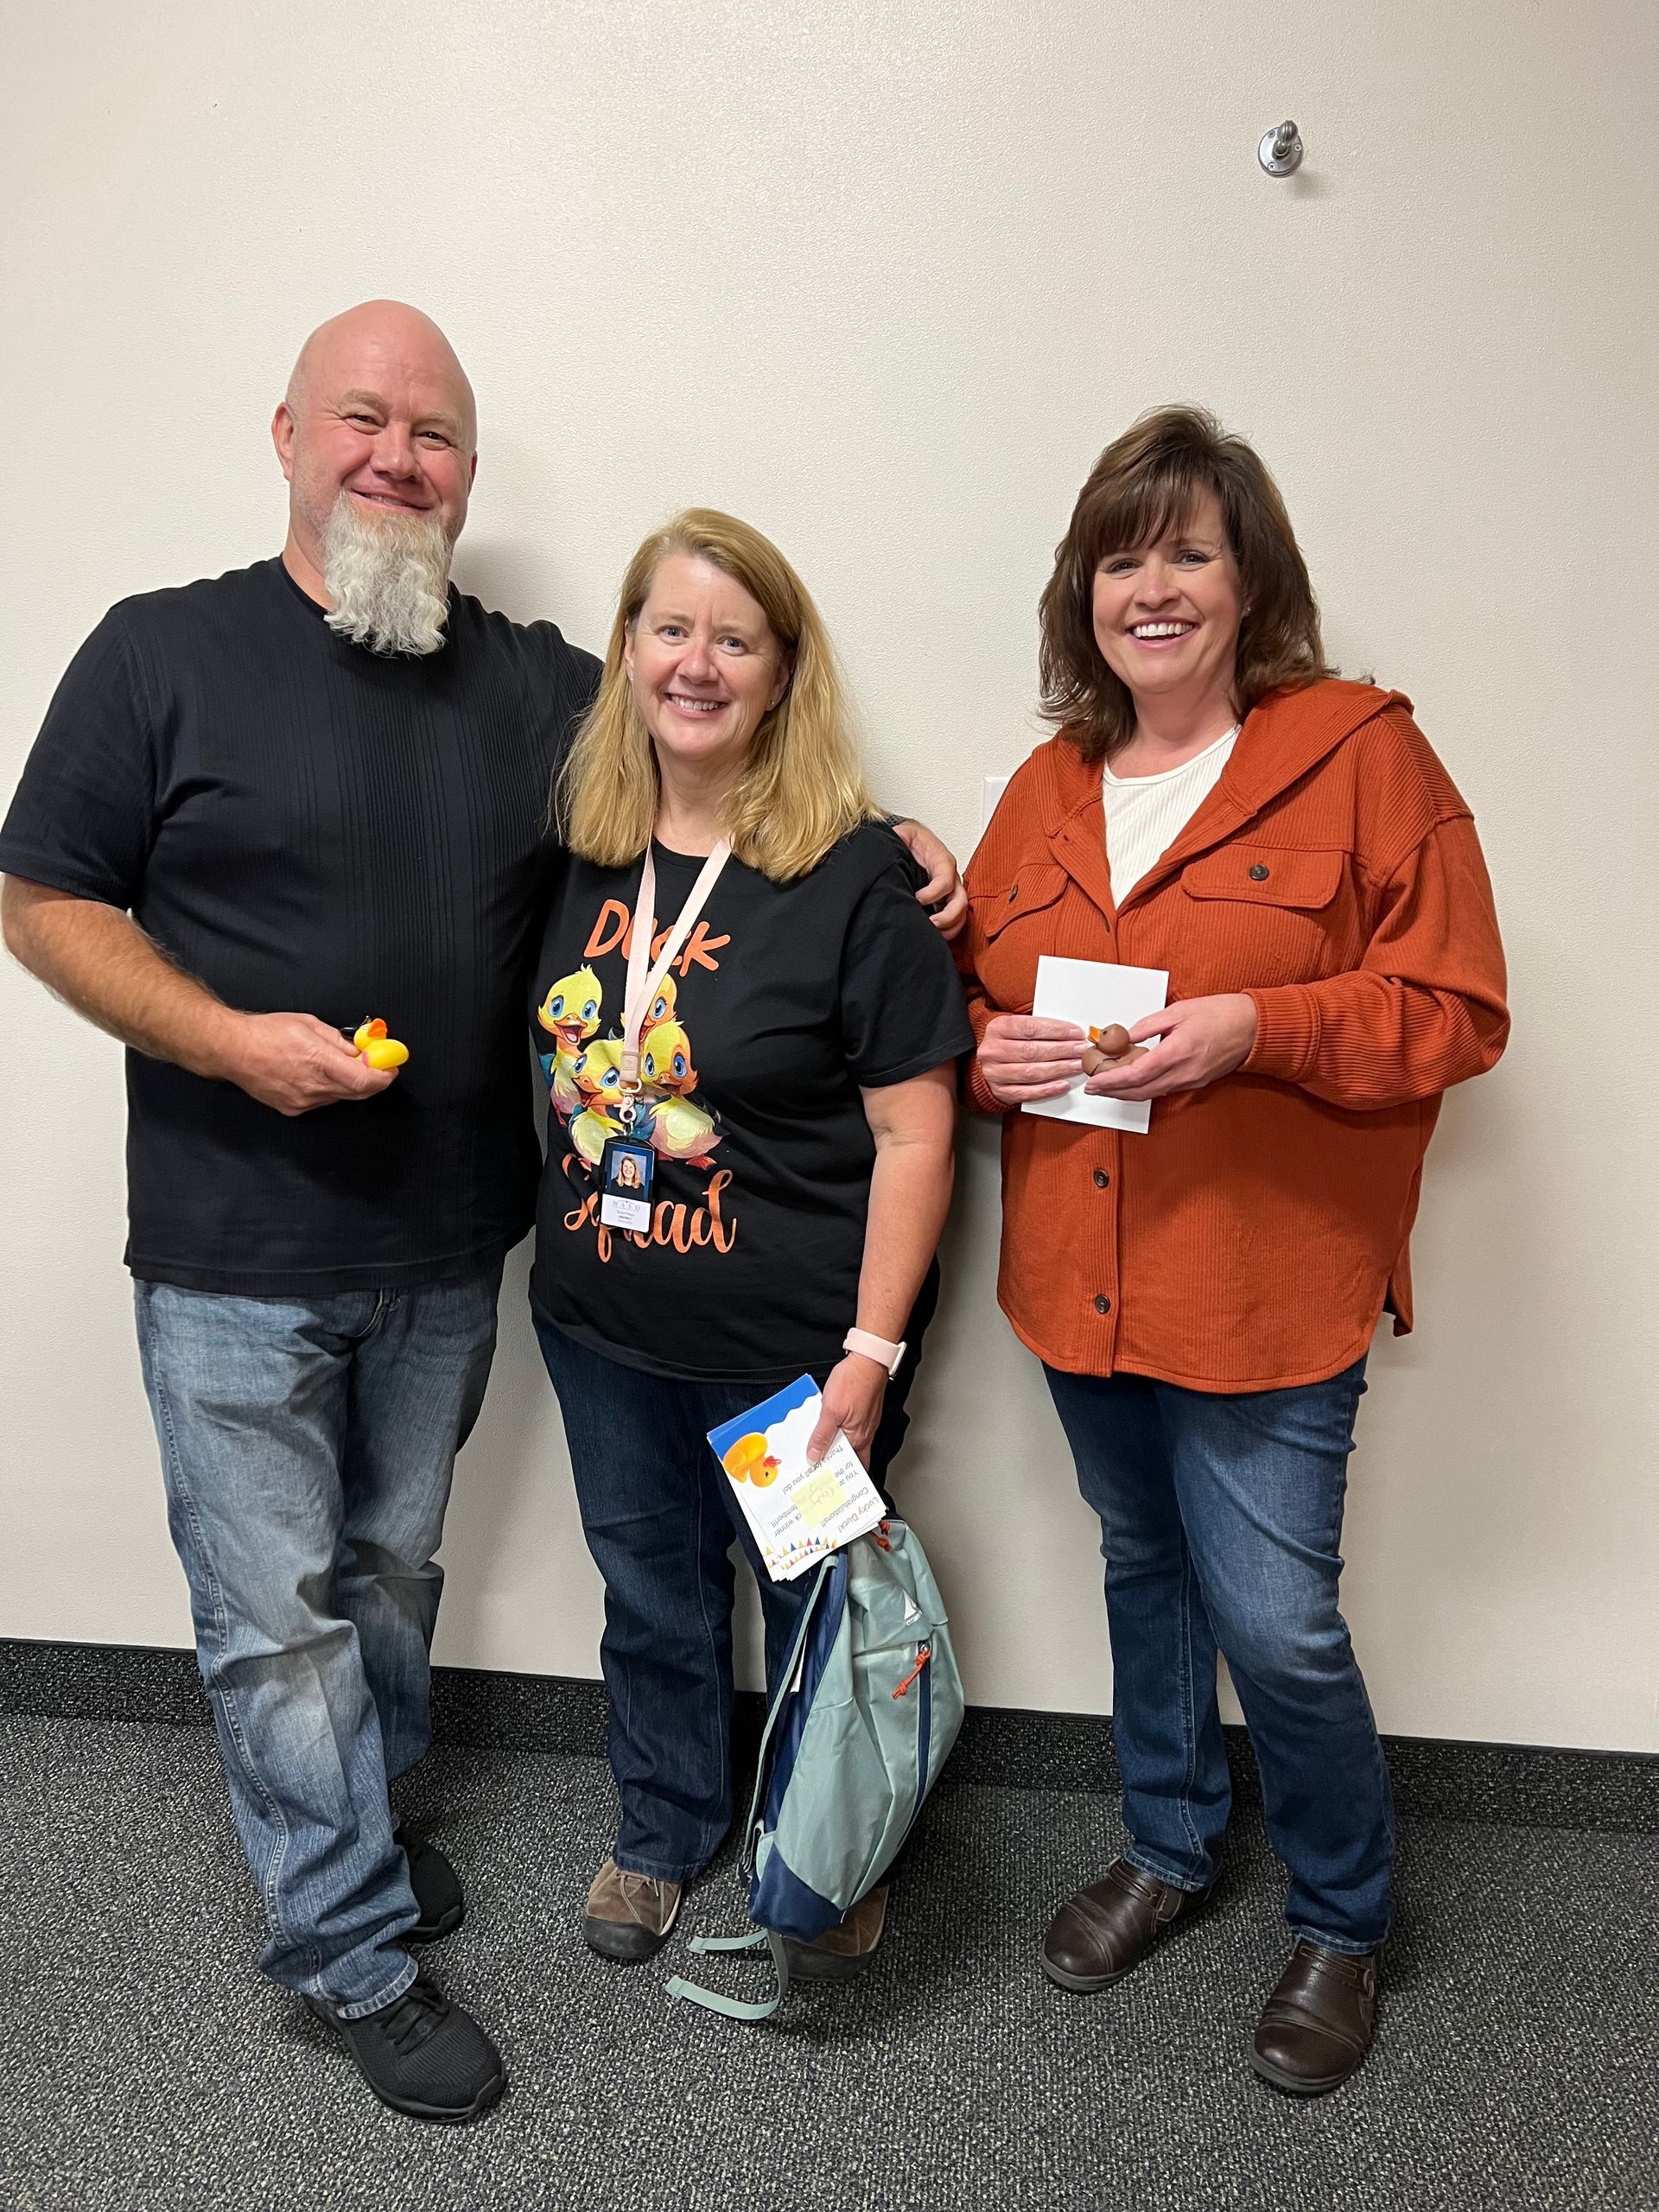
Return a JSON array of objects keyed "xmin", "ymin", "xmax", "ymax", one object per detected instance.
[{"xmin": 353, "ymin": 1018, "xmax": 409, "ymax": 1071}]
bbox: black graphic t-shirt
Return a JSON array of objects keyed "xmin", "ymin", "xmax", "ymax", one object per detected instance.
[
  {"xmin": 0, "ymin": 559, "xmax": 600, "ymax": 1294},
  {"xmin": 529, "ymin": 823, "xmax": 974, "ymax": 1383}
]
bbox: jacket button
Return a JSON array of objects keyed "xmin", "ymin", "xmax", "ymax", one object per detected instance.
[
  {"xmin": 1094, "ymin": 1294, "xmax": 1112, "ymax": 1314},
  {"xmin": 1093, "ymin": 1169, "xmax": 1110, "ymax": 1189},
  {"xmin": 1249, "ymin": 863, "xmax": 1270, "ymax": 881}
]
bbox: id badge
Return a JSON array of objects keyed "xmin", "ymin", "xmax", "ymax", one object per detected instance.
[{"xmin": 599, "ymin": 1135, "xmax": 655, "ymax": 1232}]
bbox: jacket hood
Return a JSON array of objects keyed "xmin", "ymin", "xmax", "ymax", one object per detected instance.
[{"xmin": 1039, "ymin": 678, "xmax": 1411, "ymax": 918}]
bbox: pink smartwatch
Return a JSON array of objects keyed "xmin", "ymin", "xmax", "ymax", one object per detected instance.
[{"xmin": 842, "ymin": 1327, "xmax": 906, "ymax": 1379}]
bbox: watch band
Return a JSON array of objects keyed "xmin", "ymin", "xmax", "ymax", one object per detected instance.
[{"xmin": 843, "ymin": 1327, "xmax": 906, "ymax": 1379}]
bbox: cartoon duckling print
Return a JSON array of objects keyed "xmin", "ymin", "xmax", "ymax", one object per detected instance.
[
  {"xmin": 639, "ymin": 1018, "xmax": 721, "ymax": 1166},
  {"xmin": 640, "ymin": 1018, "xmax": 696, "ymax": 1094},
  {"xmin": 537, "ymin": 966, "xmax": 603, "ymax": 1116},
  {"xmin": 568, "ymin": 1036, "xmax": 629, "ymax": 1166}
]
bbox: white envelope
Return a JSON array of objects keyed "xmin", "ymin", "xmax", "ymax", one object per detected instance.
[{"xmin": 1021, "ymin": 954, "xmax": 1169, "ymax": 1136}]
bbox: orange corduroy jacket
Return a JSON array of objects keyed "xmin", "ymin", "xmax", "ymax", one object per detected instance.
[{"xmin": 957, "ymin": 680, "xmax": 1510, "ymax": 1391}]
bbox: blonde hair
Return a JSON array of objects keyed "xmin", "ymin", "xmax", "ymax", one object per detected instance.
[{"xmin": 556, "ymin": 508, "xmax": 880, "ymax": 882}]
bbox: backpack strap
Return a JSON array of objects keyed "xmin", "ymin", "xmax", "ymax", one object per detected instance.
[
  {"xmin": 740, "ymin": 1554, "xmax": 836, "ymax": 1876},
  {"xmin": 666, "ymin": 1929, "xmax": 791, "ymax": 2022},
  {"xmin": 664, "ymin": 1555, "xmax": 839, "ymax": 2021}
]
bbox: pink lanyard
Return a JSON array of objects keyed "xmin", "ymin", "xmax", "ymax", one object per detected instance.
[{"xmin": 620, "ymin": 839, "xmax": 732, "ymax": 1091}]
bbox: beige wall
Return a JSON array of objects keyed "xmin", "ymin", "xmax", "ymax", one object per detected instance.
[{"xmin": 3, "ymin": 2, "xmax": 1655, "ymax": 1751}]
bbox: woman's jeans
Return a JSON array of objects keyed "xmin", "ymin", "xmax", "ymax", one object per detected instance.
[
  {"xmin": 1043, "ymin": 1357, "xmax": 1394, "ymax": 1955},
  {"xmin": 134, "ymin": 1269, "xmax": 501, "ymax": 2014},
  {"xmin": 536, "ymin": 1294, "xmax": 931, "ymax": 1885}
]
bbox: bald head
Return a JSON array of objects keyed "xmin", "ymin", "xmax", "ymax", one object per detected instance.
[
  {"xmin": 274, "ymin": 299, "xmax": 480, "ymax": 615},
  {"xmin": 286, "ymin": 300, "xmax": 477, "ymax": 451}
]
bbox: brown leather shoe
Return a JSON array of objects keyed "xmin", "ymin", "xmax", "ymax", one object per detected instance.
[
  {"xmin": 1251, "ymin": 1942, "xmax": 1379, "ymax": 2094},
  {"xmin": 1040, "ymin": 1858, "xmax": 1206, "ymax": 1993},
  {"xmin": 582, "ymin": 1856, "xmax": 682, "ymax": 1962},
  {"xmin": 784, "ymin": 1885, "xmax": 889, "ymax": 1982}
]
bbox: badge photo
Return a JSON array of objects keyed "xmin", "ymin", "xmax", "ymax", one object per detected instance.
[{"xmin": 599, "ymin": 1136, "xmax": 655, "ymax": 1231}]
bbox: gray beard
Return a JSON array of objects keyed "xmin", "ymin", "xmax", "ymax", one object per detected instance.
[{"xmin": 320, "ymin": 493, "xmax": 453, "ymax": 656}]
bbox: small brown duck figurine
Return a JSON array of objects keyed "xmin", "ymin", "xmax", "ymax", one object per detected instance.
[{"xmin": 1080, "ymin": 1023, "xmax": 1147, "ymax": 1077}]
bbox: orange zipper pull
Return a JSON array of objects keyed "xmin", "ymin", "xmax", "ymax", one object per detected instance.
[{"xmin": 892, "ymin": 1644, "xmax": 931, "ymax": 1698}]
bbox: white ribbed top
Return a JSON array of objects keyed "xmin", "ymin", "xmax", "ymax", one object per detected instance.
[{"xmin": 1102, "ymin": 724, "xmax": 1239, "ymax": 906}]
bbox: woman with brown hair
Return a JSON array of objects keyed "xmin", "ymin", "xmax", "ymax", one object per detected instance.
[{"xmin": 957, "ymin": 407, "xmax": 1509, "ymax": 2094}]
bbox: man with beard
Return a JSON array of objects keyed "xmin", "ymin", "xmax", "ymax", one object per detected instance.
[{"xmin": 0, "ymin": 300, "xmax": 964, "ymax": 2124}]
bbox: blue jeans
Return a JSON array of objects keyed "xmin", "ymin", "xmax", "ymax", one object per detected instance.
[
  {"xmin": 1043, "ymin": 1358, "xmax": 1394, "ymax": 1954},
  {"xmin": 535, "ymin": 1313, "xmax": 926, "ymax": 1884},
  {"xmin": 134, "ymin": 1269, "xmax": 501, "ymax": 2013}
]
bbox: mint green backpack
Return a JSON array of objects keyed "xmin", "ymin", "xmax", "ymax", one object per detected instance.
[{"xmin": 667, "ymin": 1518, "xmax": 963, "ymax": 2022}]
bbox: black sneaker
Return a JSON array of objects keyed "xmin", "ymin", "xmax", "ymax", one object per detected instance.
[
  {"xmin": 305, "ymin": 1972, "xmax": 505, "ymax": 2123},
  {"xmin": 395, "ymin": 1826, "xmax": 466, "ymax": 1943}
]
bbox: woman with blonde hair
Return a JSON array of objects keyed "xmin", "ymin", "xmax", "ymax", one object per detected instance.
[{"xmin": 531, "ymin": 509, "xmax": 972, "ymax": 1974}]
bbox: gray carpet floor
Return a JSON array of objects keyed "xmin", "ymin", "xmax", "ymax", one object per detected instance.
[{"xmin": 0, "ymin": 1714, "xmax": 1653, "ymax": 2212}]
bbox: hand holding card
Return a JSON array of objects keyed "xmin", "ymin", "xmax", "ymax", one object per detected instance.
[
  {"xmin": 1021, "ymin": 956, "xmax": 1169, "ymax": 1134},
  {"xmin": 709, "ymin": 1376, "xmax": 887, "ymax": 1582}
]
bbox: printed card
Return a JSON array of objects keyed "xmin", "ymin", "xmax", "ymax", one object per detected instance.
[
  {"xmin": 1021, "ymin": 954, "xmax": 1169, "ymax": 1135},
  {"xmin": 707, "ymin": 1376, "xmax": 887, "ymax": 1583}
]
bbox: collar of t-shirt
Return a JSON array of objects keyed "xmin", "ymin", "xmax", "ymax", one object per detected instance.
[{"xmin": 1101, "ymin": 724, "xmax": 1239, "ymax": 906}]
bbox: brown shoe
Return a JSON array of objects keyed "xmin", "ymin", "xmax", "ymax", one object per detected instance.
[
  {"xmin": 1251, "ymin": 1942, "xmax": 1379, "ymax": 2095},
  {"xmin": 784, "ymin": 1885, "xmax": 889, "ymax": 1982},
  {"xmin": 1040, "ymin": 1858, "xmax": 1206, "ymax": 1993},
  {"xmin": 582, "ymin": 1856, "xmax": 682, "ymax": 1962}
]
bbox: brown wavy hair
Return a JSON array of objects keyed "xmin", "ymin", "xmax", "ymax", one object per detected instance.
[{"xmin": 1038, "ymin": 405, "xmax": 1332, "ymax": 763}]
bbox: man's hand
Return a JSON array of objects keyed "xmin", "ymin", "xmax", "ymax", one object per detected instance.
[
  {"xmin": 977, "ymin": 1013, "xmax": 1087, "ymax": 1105},
  {"xmin": 807, "ymin": 1353, "xmax": 889, "ymax": 1470},
  {"xmin": 216, "ymin": 1012, "xmax": 399, "ymax": 1117},
  {"xmin": 2, "ymin": 880, "xmax": 398, "ymax": 1116},
  {"xmin": 1083, "ymin": 994, "xmax": 1258, "ymax": 1101},
  {"xmin": 891, "ymin": 818, "xmax": 968, "ymax": 940}
]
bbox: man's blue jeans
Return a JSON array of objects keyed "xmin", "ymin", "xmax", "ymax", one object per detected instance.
[
  {"xmin": 1043, "ymin": 1357, "xmax": 1394, "ymax": 1954},
  {"xmin": 134, "ymin": 1269, "xmax": 501, "ymax": 2014},
  {"xmin": 535, "ymin": 1319, "xmax": 923, "ymax": 1884}
]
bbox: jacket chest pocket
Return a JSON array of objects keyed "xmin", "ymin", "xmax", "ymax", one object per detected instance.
[
  {"xmin": 1176, "ymin": 845, "xmax": 1357, "ymax": 989},
  {"xmin": 969, "ymin": 863, "xmax": 1071, "ymax": 1010}
]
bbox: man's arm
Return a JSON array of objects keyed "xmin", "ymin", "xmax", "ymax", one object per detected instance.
[
  {"xmin": 888, "ymin": 817, "xmax": 968, "ymax": 939},
  {"xmin": 2, "ymin": 878, "xmax": 393, "ymax": 1117}
]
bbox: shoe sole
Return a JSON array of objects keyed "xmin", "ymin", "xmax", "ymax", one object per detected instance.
[
  {"xmin": 303, "ymin": 1998, "xmax": 506, "ymax": 2124},
  {"xmin": 1249, "ymin": 2048, "xmax": 1363, "ymax": 2097},
  {"xmin": 582, "ymin": 1891, "xmax": 681, "ymax": 1963},
  {"xmin": 407, "ymin": 1901, "xmax": 466, "ymax": 1945},
  {"xmin": 780, "ymin": 1939, "xmax": 878, "ymax": 1983},
  {"xmin": 360, "ymin": 2070, "xmax": 506, "ymax": 2124},
  {"xmin": 1039, "ymin": 1951, "xmax": 1139, "ymax": 1995}
]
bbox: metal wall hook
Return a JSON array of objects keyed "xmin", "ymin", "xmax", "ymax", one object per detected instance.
[{"xmin": 1258, "ymin": 120, "xmax": 1304, "ymax": 176}]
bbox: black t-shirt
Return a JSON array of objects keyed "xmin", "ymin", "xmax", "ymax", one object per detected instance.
[
  {"xmin": 529, "ymin": 824, "xmax": 974, "ymax": 1383},
  {"xmin": 0, "ymin": 558, "xmax": 600, "ymax": 1294}
]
